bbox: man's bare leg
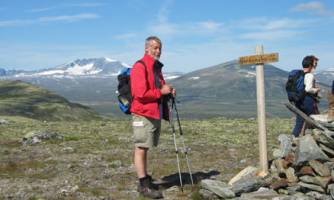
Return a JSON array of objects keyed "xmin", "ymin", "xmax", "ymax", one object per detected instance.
[{"xmin": 134, "ymin": 147, "xmax": 148, "ymax": 178}]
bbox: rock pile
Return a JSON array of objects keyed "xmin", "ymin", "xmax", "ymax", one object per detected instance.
[
  {"xmin": 199, "ymin": 117, "xmax": 334, "ymax": 199},
  {"xmin": 22, "ymin": 131, "xmax": 64, "ymax": 145}
]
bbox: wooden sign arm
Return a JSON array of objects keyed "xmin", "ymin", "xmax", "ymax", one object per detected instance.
[{"xmin": 285, "ymin": 102, "xmax": 334, "ymax": 138}]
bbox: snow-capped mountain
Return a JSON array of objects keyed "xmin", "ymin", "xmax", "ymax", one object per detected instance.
[
  {"xmin": 1, "ymin": 57, "xmax": 183, "ymax": 79},
  {"xmin": 0, "ymin": 57, "xmax": 184, "ymax": 116},
  {"xmin": 10, "ymin": 57, "xmax": 129, "ymax": 78}
]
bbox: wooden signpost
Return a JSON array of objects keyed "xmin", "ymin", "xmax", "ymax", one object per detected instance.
[{"xmin": 239, "ymin": 45, "xmax": 279, "ymax": 176}]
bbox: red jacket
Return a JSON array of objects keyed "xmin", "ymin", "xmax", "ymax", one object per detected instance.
[{"xmin": 130, "ymin": 54, "xmax": 169, "ymax": 120}]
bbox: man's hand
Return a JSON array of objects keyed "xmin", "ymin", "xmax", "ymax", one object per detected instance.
[
  {"xmin": 160, "ymin": 84, "xmax": 172, "ymax": 95},
  {"xmin": 171, "ymin": 88, "xmax": 176, "ymax": 97}
]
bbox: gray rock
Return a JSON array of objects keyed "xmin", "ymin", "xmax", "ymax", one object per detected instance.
[
  {"xmin": 240, "ymin": 189, "xmax": 282, "ymax": 200},
  {"xmin": 327, "ymin": 184, "xmax": 334, "ymax": 199},
  {"xmin": 324, "ymin": 161, "xmax": 334, "ymax": 170},
  {"xmin": 110, "ymin": 160, "xmax": 122, "ymax": 168},
  {"xmin": 200, "ymin": 179, "xmax": 235, "ymax": 198},
  {"xmin": 286, "ymin": 185, "xmax": 301, "ymax": 195},
  {"xmin": 295, "ymin": 135, "xmax": 329, "ymax": 165},
  {"xmin": 228, "ymin": 166, "xmax": 258, "ymax": 185},
  {"xmin": 278, "ymin": 134, "xmax": 292, "ymax": 158},
  {"xmin": 298, "ymin": 182, "xmax": 325, "ymax": 193},
  {"xmin": 273, "ymin": 159, "xmax": 286, "ymax": 174},
  {"xmin": 278, "ymin": 189, "xmax": 289, "ymax": 195},
  {"xmin": 62, "ymin": 147, "xmax": 75, "ymax": 153},
  {"xmin": 316, "ymin": 133, "xmax": 334, "ymax": 149},
  {"xmin": 306, "ymin": 191, "xmax": 332, "ymax": 200},
  {"xmin": 199, "ymin": 189, "xmax": 218, "ymax": 200},
  {"xmin": 285, "ymin": 167, "xmax": 298, "ymax": 183},
  {"xmin": 299, "ymin": 175, "xmax": 331, "ymax": 189},
  {"xmin": 231, "ymin": 176, "xmax": 266, "ymax": 195},
  {"xmin": 22, "ymin": 131, "xmax": 64, "ymax": 145},
  {"xmin": 292, "ymin": 193, "xmax": 316, "ymax": 200},
  {"xmin": 309, "ymin": 160, "xmax": 331, "ymax": 177},
  {"xmin": 0, "ymin": 119, "xmax": 9, "ymax": 124},
  {"xmin": 272, "ymin": 193, "xmax": 315, "ymax": 200},
  {"xmin": 272, "ymin": 197, "xmax": 297, "ymax": 200},
  {"xmin": 319, "ymin": 143, "xmax": 334, "ymax": 157}
]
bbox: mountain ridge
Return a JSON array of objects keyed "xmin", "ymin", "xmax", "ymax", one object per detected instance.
[
  {"xmin": 0, "ymin": 57, "xmax": 331, "ymax": 118},
  {"xmin": 0, "ymin": 80, "xmax": 100, "ymax": 121}
]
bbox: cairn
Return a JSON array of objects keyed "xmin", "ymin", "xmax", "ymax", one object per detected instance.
[
  {"xmin": 328, "ymin": 92, "xmax": 334, "ymax": 122},
  {"xmin": 199, "ymin": 115, "xmax": 334, "ymax": 199}
]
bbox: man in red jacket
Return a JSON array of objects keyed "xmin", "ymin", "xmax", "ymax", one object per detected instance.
[{"xmin": 130, "ymin": 36, "xmax": 174, "ymax": 199}]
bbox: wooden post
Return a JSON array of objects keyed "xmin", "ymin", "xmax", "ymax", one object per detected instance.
[
  {"xmin": 255, "ymin": 45, "xmax": 268, "ymax": 176},
  {"xmin": 239, "ymin": 47, "xmax": 278, "ymax": 177}
]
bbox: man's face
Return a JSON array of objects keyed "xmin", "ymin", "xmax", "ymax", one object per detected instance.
[
  {"xmin": 146, "ymin": 40, "xmax": 161, "ymax": 60},
  {"xmin": 313, "ymin": 59, "xmax": 318, "ymax": 68},
  {"xmin": 311, "ymin": 59, "xmax": 318, "ymax": 72}
]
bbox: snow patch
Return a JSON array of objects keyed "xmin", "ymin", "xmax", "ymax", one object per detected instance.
[
  {"xmin": 244, "ymin": 71, "xmax": 256, "ymax": 78},
  {"xmin": 66, "ymin": 63, "xmax": 101, "ymax": 75},
  {"xmin": 105, "ymin": 57, "xmax": 117, "ymax": 62},
  {"xmin": 36, "ymin": 70, "xmax": 65, "ymax": 76},
  {"xmin": 188, "ymin": 76, "xmax": 200, "ymax": 80},
  {"xmin": 121, "ymin": 62, "xmax": 132, "ymax": 68},
  {"xmin": 165, "ymin": 75, "xmax": 180, "ymax": 80}
]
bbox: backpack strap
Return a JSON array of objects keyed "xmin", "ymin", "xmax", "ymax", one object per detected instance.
[
  {"xmin": 135, "ymin": 59, "xmax": 148, "ymax": 83},
  {"xmin": 136, "ymin": 60, "xmax": 147, "ymax": 71}
]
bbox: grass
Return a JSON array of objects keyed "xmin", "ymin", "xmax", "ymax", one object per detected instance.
[
  {"xmin": 0, "ymin": 80, "xmax": 100, "ymax": 121},
  {"xmin": 0, "ymin": 115, "xmax": 295, "ymax": 199}
]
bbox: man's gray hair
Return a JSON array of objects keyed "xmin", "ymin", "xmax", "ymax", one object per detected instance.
[{"xmin": 145, "ymin": 36, "xmax": 162, "ymax": 48}]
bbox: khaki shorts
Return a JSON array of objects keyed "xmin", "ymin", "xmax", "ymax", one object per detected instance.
[{"xmin": 132, "ymin": 115, "xmax": 161, "ymax": 149}]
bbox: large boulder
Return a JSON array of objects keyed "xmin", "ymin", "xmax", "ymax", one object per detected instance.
[
  {"xmin": 200, "ymin": 179, "xmax": 235, "ymax": 199},
  {"xmin": 295, "ymin": 135, "xmax": 329, "ymax": 165}
]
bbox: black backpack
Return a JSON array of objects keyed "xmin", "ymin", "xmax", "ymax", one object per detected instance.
[
  {"xmin": 117, "ymin": 60, "xmax": 146, "ymax": 114},
  {"xmin": 285, "ymin": 69, "xmax": 306, "ymax": 103}
]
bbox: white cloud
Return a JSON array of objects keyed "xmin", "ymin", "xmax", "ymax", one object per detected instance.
[
  {"xmin": 157, "ymin": 0, "xmax": 174, "ymax": 23},
  {"xmin": 239, "ymin": 30, "xmax": 302, "ymax": 41},
  {"xmin": 232, "ymin": 17, "xmax": 316, "ymax": 42},
  {"xmin": 198, "ymin": 21, "xmax": 222, "ymax": 32},
  {"xmin": 39, "ymin": 13, "xmax": 100, "ymax": 23},
  {"xmin": 64, "ymin": 3, "xmax": 105, "ymax": 8},
  {"xmin": 292, "ymin": 1, "xmax": 334, "ymax": 16},
  {"xmin": 0, "ymin": 19, "xmax": 34, "ymax": 27},
  {"xmin": 27, "ymin": 2, "xmax": 105, "ymax": 13},
  {"xmin": 149, "ymin": 22, "xmax": 179, "ymax": 36},
  {"xmin": 28, "ymin": 7, "xmax": 56, "ymax": 13},
  {"xmin": 114, "ymin": 33, "xmax": 138, "ymax": 40},
  {"xmin": 235, "ymin": 17, "xmax": 312, "ymax": 31},
  {"xmin": 0, "ymin": 13, "xmax": 100, "ymax": 27}
]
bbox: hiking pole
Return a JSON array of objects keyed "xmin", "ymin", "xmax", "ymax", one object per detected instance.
[
  {"xmin": 168, "ymin": 98, "xmax": 184, "ymax": 192},
  {"xmin": 171, "ymin": 97, "xmax": 194, "ymax": 186}
]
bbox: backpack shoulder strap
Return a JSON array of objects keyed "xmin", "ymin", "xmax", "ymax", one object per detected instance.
[
  {"xmin": 135, "ymin": 60, "xmax": 148, "ymax": 76},
  {"xmin": 136, "ymin": 60, "xmax": 147, "ymax": 69}
]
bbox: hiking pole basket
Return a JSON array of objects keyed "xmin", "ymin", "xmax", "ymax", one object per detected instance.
[{"xmin": 168, "ymin": 96, "xmax": 194, "ymax": 192}]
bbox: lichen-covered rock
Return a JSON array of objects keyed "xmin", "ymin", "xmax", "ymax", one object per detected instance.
[
  {"xmin": 231, "ymin": 176, "xmax": 266, "ymax": 195},
  {"xmin": 200, "ymin": 179, "xmax": 235, "ymax": 198},
  {"xmin": 295, "ymin": 135, "xmax": 329, "ymax": 165}
]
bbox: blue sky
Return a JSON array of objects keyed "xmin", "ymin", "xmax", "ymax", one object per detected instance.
[{"xmin": 1, "ymin": 0, "xmax": 334, "ymax": 72}]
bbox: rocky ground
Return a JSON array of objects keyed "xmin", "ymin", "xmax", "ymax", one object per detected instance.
[{"xmin": 0, "ymin": 116, "xmax": 293, "ymax": 199}]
